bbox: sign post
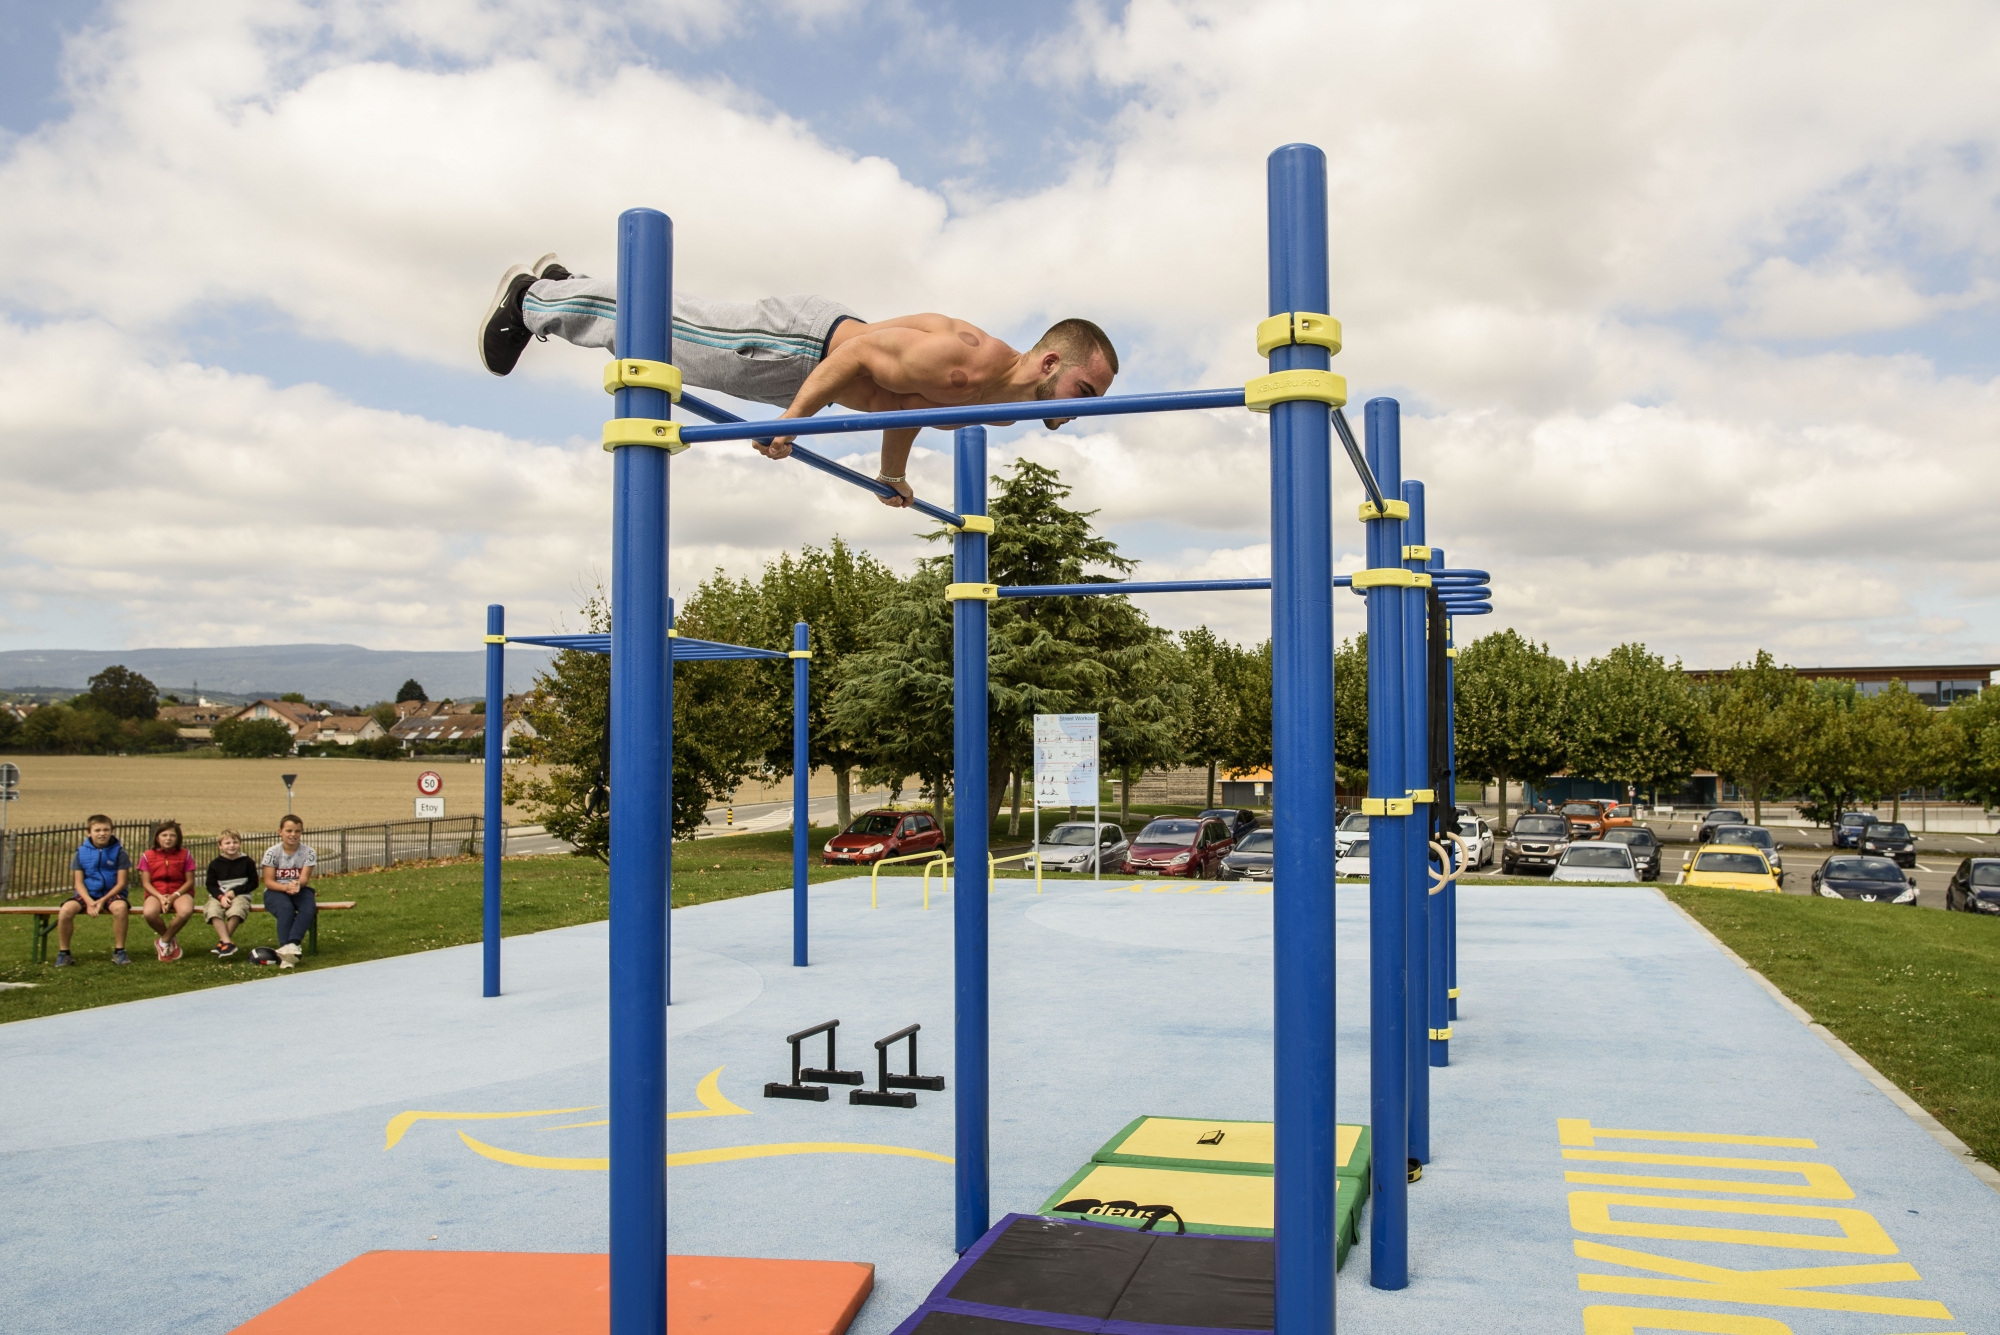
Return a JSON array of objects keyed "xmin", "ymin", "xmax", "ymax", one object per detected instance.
[
  {"xmin": 0, "ymin": 762, "xmax": 18, "ymax": 839},
  {"xmin": 280, "ymin": 772, "xmax": 297, "ymax": 816},
  {"xmin": 1034, "ymin": 714, "xmax": 1100, "ymax": 879},
  {"xmin": 416, "ymin": 770, "xmax": 445, "ymax": 820}
]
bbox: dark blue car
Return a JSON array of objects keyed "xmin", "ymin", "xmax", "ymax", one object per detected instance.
[{"xmin": 1833, "ymin": 811, "xmax": 1877, "ymax": 849}]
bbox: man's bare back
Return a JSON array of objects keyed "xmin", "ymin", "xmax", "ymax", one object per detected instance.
[{"xmin": 766, "ymin": 314, "xmax": 1119, "ymax": 507}]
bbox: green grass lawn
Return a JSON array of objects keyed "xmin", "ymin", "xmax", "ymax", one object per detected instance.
[{"xmin": 1666, "ymin": 886, "xmax": 2000, "ymax": 1169}]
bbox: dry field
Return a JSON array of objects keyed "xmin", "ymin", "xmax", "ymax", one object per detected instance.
[{"xmin": 0, "ymin": 754, "xmax": 548, "ymax": 835}]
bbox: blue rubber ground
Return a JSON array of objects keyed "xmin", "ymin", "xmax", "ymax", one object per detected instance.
[{"xmin": 2, "ymin": 877, "xmax": 1995, "ymax": 1333}]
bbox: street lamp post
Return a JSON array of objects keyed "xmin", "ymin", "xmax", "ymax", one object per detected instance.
[{"xmin": 281, "ymin": 773, "xmax": 297, "ymax": 816}]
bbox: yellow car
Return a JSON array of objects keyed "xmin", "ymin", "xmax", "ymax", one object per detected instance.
[{"xmin": 1681, "ymin": 844, "xmax": 1783, "ymax": 893}]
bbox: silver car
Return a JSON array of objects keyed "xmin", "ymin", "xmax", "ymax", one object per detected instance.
[
  {"xmin": 1455, "ymin": 816, "xmax": 1494, "ymax": 869},
  {"xmin": 1551, "ymin": 843, "xmax": 1639, "ymax": 883},
  {"xmin": 1336, "ymin": 811, "xmax": 1370, "ymax": 856},
  {"xmin": 1030, "ymin": 821, "xmax": 1128, "ymax": 873}
]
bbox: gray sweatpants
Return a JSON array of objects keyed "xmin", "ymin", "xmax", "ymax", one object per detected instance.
[{"xmin": 522, "ymin": 277, "xmax": 860, "ymax": 408}]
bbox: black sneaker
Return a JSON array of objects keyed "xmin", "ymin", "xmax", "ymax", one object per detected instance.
[
  {"xmin": 479, "ymin": 253, "xmax": 566, "ymax": 375},
  {"xmin": 112, "ymin": 949, "xmax": 130, "ymax": 966},
  {"xmin": 54, "ymin": 951, "xmax": 74, "ymax": 968},
  {"xmin": 216, "ymin": 942, "xmax": 240, "ymax": 959}
]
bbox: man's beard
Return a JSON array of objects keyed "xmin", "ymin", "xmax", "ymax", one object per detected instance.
[{"xmin": 1035, "ymin": 365, "xmax": 1063, "ymax": 427}]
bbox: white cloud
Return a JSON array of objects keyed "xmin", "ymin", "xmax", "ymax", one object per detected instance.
[{"xmin": 3, "ymin": 0, "xmax": 2000, "ymax": 670}]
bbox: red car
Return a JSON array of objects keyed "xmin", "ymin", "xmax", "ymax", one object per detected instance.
[
  {"xmin": 822, "ymin": 809, "xmax": 945, "ymax": 866},
  {"xmin": 1120, "ymin": 816, "xmax": 1236, "ymax": 878}
]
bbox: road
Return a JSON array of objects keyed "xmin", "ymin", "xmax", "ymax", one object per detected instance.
[{"xmin": 497, "ymin": 788, "xmax": 901, "ymax": 858}]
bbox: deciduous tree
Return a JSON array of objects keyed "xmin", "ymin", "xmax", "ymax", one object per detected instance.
[
  {"xmin": 1565, "ymin": 644, "xmax": 1701, "ymax": 803},
  {"xmin": 1701, "ymin": 649, "xmax": 1802, "ymax": 824},
  {"xmin": 1453, "ymin": 629, "xmax": 1568, "ymax": 832},
  {"xmin": 87, "ymin": 665, "xmax": 158, "ymax": 721}
]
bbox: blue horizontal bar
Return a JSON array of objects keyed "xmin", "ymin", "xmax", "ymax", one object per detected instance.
[
  {"xmin": 1438, "ymin": 586, "xmax": 1491, "ymax": 600},
  {"xmin": 1432, "ymin": 568, "xmax": 1489, "ymax": 583},
  {"xmin": 505, "ymin": 633, "xmax": 787, "ymax": 660},
  {"xmin": 1441, "ymin": 602, "xmax": 1493, "ymax": 614},
  {"xmin": 997, "ymin": 578, "xmax": 1272, "ymax": 598},
  {"xmin": 674, "ymin": 387, "xmax": 1246, "ymax": 446},
  {"xmin": 676, "ymin": 391, "xmax": 964, "ymax": 527}
]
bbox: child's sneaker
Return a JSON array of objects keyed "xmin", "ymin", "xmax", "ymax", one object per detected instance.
[
  {"xmin": 54, "ymin": 951, "xmax": 74, "ymax": 967},
  {"xmin": 216, "ymin": 942, "xmax": 240, "ymax": 959},
  {"xmin": 112, "ymin": 949, "xmax": 130, "ymax": 966},
  {"xmin": 166, "ymin": 939, "xmax": 183, "ymax": 962},
  {"xmin": 155, "ymin": 937, "xmax": 170, "ymax": 960}
]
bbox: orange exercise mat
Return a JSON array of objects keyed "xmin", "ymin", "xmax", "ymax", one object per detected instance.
[{"xmin": 231, "ymin": 1249, "xmax": 874, "ymax": 1334}]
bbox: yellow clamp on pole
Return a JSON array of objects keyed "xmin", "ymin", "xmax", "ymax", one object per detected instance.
[
  {"xmin": 1428, "ymin": 1027, "xmax": 1453, "ymax": 1041},
  {"xmin": 1245, "ymin": 369, "xmax": 1347, "ymax": 413},
  {"xmin": 1448, "ymin": 988, "xmax": 1461, "ymax": 999},
  {"xmin": 945, "ymin": 583, "xmax": 999, "ymax": 601},
  {"xmin": 1357, "ymin": 499, "xmax": 1411, "ymax": 522},
  {"xmin": 482, "ymin": 635, "xmax": 507, "ymax": 644},
  {"xmin": 1348, "ymin": 568, "xmax": 1432, "ymax": 589},
  {"xmin": 602, "ymin": 419, "xmax": 687, "ymax": 454},
  {"xmin": 1360, "ymin": 797, "xmax": 1415, "ymax": 817},
  {"xmin": 1410, "ymin": 789, "xmax": 1436, "ymax": 804},
  {"xmin": 950, "ymin": 515, "xmax": 995, "ymax": 534},
  {"xmin": 1402, "ymin": 545, "xmax": 1432, "ymax": 562},
  {"xmin": 1445, "ymin": 647, "xmax": 1458, "ymax": 658},
  {"xmin": 1254, "ymin": 311, "xmax": 1343, "ymax": 358},
  {"xmin": 602, "ymin": 359, "xmax": 683, "ymax": 400},
  {"xmin": 667, "ymin": 629, "xmax": 679, "ymax": 638},
  {"xmin": 787, "ymin": 650, "xmax": 813, "ymax": 659}
]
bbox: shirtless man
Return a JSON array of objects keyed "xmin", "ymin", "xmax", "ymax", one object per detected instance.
[{"xmin": 481, "ymin": 256, "xmax": 1118, "ymax": 507}]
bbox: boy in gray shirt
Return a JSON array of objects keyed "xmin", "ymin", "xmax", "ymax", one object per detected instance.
[{"xmin": 261, "ymin": 814, "xmax": 317, "ymax": 969}]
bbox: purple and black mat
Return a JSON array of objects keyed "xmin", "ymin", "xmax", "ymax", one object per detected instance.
[{"xmin": 889, "ymin": 1213, "xmax": 1273, "ymax": 1334}]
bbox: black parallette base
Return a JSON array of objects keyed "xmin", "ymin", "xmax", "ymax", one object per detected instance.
[
  {"xmin": 801, "ymin": 1067, "xmax": 865, "ymax": 1085},
  {"xmin": 885, "ymin": 1074, "xmax": 947, "ymax": 1091},
  {"xmin": 764, "ymin": 1082, "xmax": 831, "ymax": 1101},
  {"xmin": 850, "ymin": 1088, "xmax": 918, "ymax": 1108}
]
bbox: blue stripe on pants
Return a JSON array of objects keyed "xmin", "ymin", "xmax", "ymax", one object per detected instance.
[{"xmin": 264, "ymin": 887, "xmax": 316, "ymax": 947}]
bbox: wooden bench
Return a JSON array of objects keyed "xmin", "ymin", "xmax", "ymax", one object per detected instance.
[{"xmin": 1, "ymin": 900, "xmax": 356, "ymax": 963}]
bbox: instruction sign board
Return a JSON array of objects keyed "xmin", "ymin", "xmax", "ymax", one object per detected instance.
[{"xmin": 1034, "ymin": 713, "xmax": 1099, "ymax": 806}]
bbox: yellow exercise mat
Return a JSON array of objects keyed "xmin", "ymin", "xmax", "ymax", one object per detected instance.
[
  {"xmin": 1091, "ymin": 1116, "xmax": 1274, "ymax": 1173},
  {"xmin": 1040, "ymin": 1162, "xmax": 1274, "ymax": 1236}
]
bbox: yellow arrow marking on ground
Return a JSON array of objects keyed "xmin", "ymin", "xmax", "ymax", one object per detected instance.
[
  {"xmin": 457, "ymin": 1132, "xmax": 953, "ymax": 1173},
  {"xmin": 385, "ymin": 1106, "xmax": 596, "ymax": 1151}
]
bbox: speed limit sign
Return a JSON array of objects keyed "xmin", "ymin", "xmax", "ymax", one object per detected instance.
[{"xmin": 417, "ymin": 770, "xmax": 444, "ymax": 796}]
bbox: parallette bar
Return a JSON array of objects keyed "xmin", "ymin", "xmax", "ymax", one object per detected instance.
[
  {"xmin": 997, "ymin": 578, "xmax": 1273, "ymax": 598},
  {"xmin": 676, "ymin": 391, "xmax": 966, "ymax": 528},
  {"xmin": 674, "ymin": 386, "xmax": 1247, "ymax": 445}
]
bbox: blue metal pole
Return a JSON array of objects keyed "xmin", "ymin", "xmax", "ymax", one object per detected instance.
[
  {"xmin": 674, "ymin": 386, "xmax": 1245, "ymax": 446},
  {"xmin": 793, "ymin": 621, "xmax": 810, "ymax": 968},
  {"xmin": 1434, "ymin": 550, "xmax": 1459, "ymax": 1024},
  {"xmin": 952, "ymin": 425, "xmax": 991, "ymax": 1253},
  {"xmin": 1267, "ymin": 142, "xmax": 1338, "ymax": 1333},
  {"xmin": 1365, "ymin": 396, "xmax": 1409, "ymax": 1290},
  {"xmin": 1403, "ymin": 482, "xmax": 1432, "ymax": 1159},
  {"xmin": 482, "ymin": 604, "xmax": 504, "ymax": 998},
  {"xmin": 608, "ymin": 206, "xmax": 672, "ymax": 1335},
  {"xmin": 1409, "ymin": 490, "xmax": 1447, "ymax": 1084}
]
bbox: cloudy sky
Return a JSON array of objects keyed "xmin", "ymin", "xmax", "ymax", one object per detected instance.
[{"xmin": 2, "ymin": 0, "xmax": 1997, "ymax": 670}]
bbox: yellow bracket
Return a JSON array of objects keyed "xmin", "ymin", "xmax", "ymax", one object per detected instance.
[
  {"xmin": 1445, "ymin": 647, "xmax": 1458, "ymax": 658},
  {"xmin": 1245, "ymin": 369, "xmax": 1346, "ymax": 413},
  {"xmin": 667, "ymin": 629, "xmax": 679, "ymax": 638},
  {"xmin": 1428, "ymin": 1027, "xmax": 1453, "ymax": 1041},
  {"xmin": 482, "ymin": 635, "xmax": 506, "ymax": 644},
  {"xmin": 788, "ymin": 650, "xmax": 813, "ymax": 659},
  {"xmin": 1358, "ymin": 499, "xmax": 1410, "ymax": 521},
  {"xmin": 1410, "ymin": 788, "xmax": 1436, "ymax": 804},
  {"xmin": 602, "ymin": 359, "xmax": 683, "ymax": 400},
  {"xmin": 1402, "ymin": 545, "xmax": 1432, "ymax": 562},
  {"xmin": 1360, "ymin": 797, "xmax": 1415, "ymax": 817},
  {"xmin": 1349, "ymin": 568, "xmax": 1432, "ymax": 589},
  {"xmin": 1254, "ymin": 311, "xmax": 1343, "ymax": 358},
  {"xmin": 602, "ymin": 419, "xmax": 686, "ymax": 454},
  {"xmin": 1448, "ymin": 988, "xmax": 1461, "ymax": 999},
  {"xmin": 950, "ymin": 515, "xmax": 996, "ymax": 534},
  {"xmin": 945, "ymin": 583, "xmax": 999, "ymax": 602}
]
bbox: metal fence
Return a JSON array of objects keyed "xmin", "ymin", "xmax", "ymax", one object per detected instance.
[{"xmin": 0, "ymin": 816, "xmax": 486, "ymax": 902}]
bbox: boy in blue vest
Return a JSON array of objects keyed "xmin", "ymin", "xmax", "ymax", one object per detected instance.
[{"xmin": 56, "ymin": 814, "xmax": 133, "ymax": 966}]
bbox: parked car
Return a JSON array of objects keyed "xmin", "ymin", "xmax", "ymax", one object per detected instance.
[
  {"xmin": 1681, "ymin": 845, "xmax": 1782, "ymax": 893},
  {"xmin": 1811, "ymin": 855, "xmax": 1918, "ymax": 905},
  {"xmin": 1121, "ymin": 817, "xmax": 1235, "ymax": 878},
  {"xmin": 1832, "ymin": 811, "xmax": 1878, "ymax": 849},
  {"xmin": 1501, "ymin": 813, "xmax": 1571, "ymax": 875},
  {"xmin": 1336, "ymin": 811, "xmax": 1370, "ymax": 856},
  {"xmin": 1858, "ymin": 821, "xmax": 1916, "ymax": 868},
  {"xmin": 1709, "ymin": 824, "xmax": 1785, "ymax": 885},
  {"xmin": 1455, "ymin": 816, "xmax": 1494, "ymax": 869},
  {"xmin": 1031, "ymin": 821, "xmax": 1129, "ymax": 874},
  {"xmin": 1219, "ymin": 828, "xmax": 1275, "ymax": 880},
  {"xmin": 1945, "ymin": 858, "xmax": 2000, "ymax": 914},
  {"xmin": 1559, "ymin": 801, "xmax": 1610, "ymax": 839},
  {"xmin": 1694, "ymin": 808, "xmax": 1749, "ymax": 844},
  {"xmin": 1551, "ymin": 843, "xmax": 1639, "ymax": 883},
  {"xmin": 1198, "ymin": 808, "xmax": 1261, "ymax": 842},
  {"xmin": 823, "ymin": 808, "xmax": 945, "ymax": 866},
  {"xmin": 1598, "ymin": 826, "xmax": 1663, "ymax": 881},
  {"xmin": 1334, "ymin": 835, "xmax": 1370, "ymax": 879}
]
